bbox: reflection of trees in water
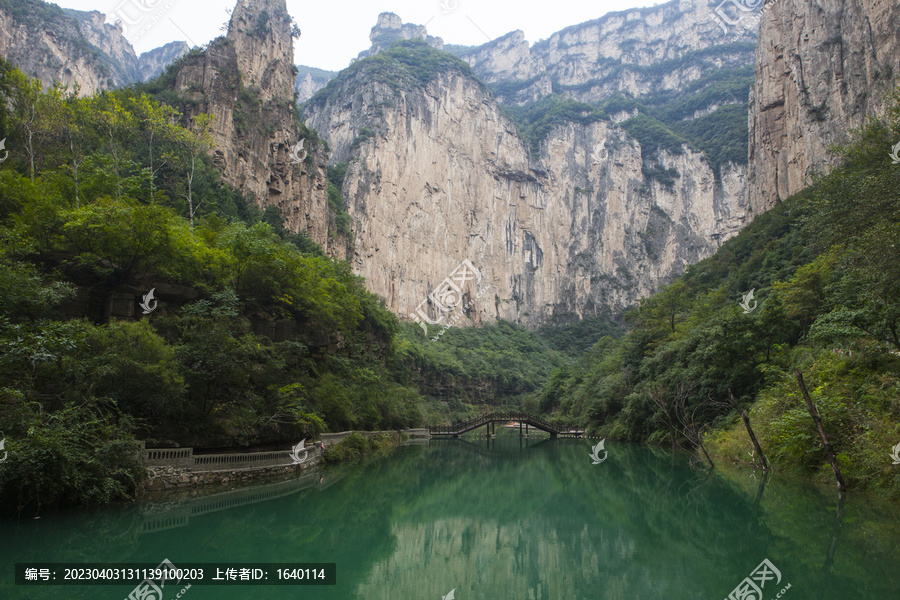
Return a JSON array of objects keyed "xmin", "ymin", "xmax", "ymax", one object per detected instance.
[{"xmin": 816, "ymin": 491, "xmax": 844, "ymax": 600}]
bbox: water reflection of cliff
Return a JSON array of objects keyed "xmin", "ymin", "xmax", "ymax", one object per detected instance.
[
  {"xmin": 357, "ymin": 439, "xmax": 739, "ymax": 599},
  {"xmin": 355, "ymin": 439, "xmax": 900, "ymax": 599}
]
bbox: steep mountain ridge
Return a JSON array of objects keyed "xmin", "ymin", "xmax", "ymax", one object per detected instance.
[
  {"xmin": 0, "ymin": 0, "xmax": 188, "ymax": 94},
  {"xmin": 136, "ymin": 41, "xmax": 191, "ymax": 82},
  {"xmin": 298, "ymin": 1, "xmax": 761, "ymax": 327},
  {"xmin": 456, "ymin": 0, "xmax": 757, "ymax": 107},
  {"xmin": 295, "ymin": 66, "xmax": 337, "ymax": 103}
]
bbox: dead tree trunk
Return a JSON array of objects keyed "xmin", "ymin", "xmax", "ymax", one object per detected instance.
[
  {"xmin": 795, "ymin": 369, "xmax": 846, "ymax": 491},
  {"xmin": 650, "ymin": 383, "xmax": 679, "ymax": 452},
  {"xmin": 728, "ymin": 389, "xmax": 770, "ymax": 471},
  {"xmin": 674, "ymin": 382, "xmax": 714, "ymax": 469}
]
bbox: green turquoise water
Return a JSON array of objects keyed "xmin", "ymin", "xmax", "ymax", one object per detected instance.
[{"xmin": 3, "ymin": 430, "xmax": 900, "ymax": 599}]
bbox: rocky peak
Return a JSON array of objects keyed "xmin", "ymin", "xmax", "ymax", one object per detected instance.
[
  {"xmin": 226, "ymin": 0, "xmax": 296, "ymax": 102},
  {"xmin": 169, "ymin": 0, "xmax": 347, "ymax": 258},
  {"xmin": 304, "ymin": 42, "xmax": 752, "ymax": 326},
  {"xmin": 461, "ymin": 30, "xmax": 540, "ymax": 85},
  {"xmin": 358, "ymin": 12, "xmax": 443, "ymax": 59}
]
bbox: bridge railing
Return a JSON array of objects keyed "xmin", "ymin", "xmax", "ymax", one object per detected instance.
[{"xmin": 429, "ymin": 412, "xmax": 577, "ymax": 435}]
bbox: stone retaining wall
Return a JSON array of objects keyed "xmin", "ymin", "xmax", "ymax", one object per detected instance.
[
  {"xmin": 142, "ymin": 428, "xmax": 427, "ymax": 492},
  {"xmin": 145, "ymin": 455, "xmax": 320, "ymax": 491}
]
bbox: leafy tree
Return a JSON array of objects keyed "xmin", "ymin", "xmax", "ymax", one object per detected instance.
[
  {"xmin": 51, "ymin": 85, "xmax": 93, "ymax": 207},
  {"xmin": 3, "ymin": 66, "xmax": 49, "ymax": 181},
  {"xmin": 61, "ymin": 198, "xmax": 186, "ymax": 283},
  {"xmin": 0, "ymin": 394, "xmax": 145, "ymax": 512},
  {"xmin": 173, "ymin": 113, "xmax": 213, "ymax": 231},
  {"xmin": 130, "ymin": 93, "xmax": 181, "ymax": 202},
  {"xmin": 91, "ymin": 93, "xmax": 138, "ymax": 198},
  {"xmin": 805, "ymin": 96, "xmax": 900, "ymax": 351}
]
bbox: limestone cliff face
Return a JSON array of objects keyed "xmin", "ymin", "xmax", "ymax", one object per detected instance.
[
  {"xmin": 67, "ymin": 10, "xmax": 141, "ymax": 84},
  {"xmin": 748, "ymin": 0, "xmax": 900, "ymax": 212},
  {"xmin": 170, "ymin": 0, "xmax": 346, "ymax": 257},
  {"xmin": 304, "ymin": 2, "xmax": 757, "ymax": 327},
  {"xmin": 0, "ymin": 1, "xmax": 187, "ymax": 94},
  {"xmin": 457, "ymin": 0, "xmax": 758, "ymax": 106},
  {"xmin": 226, "ymin": 0, "xmax": 296, "ymax": 103},
  {"xmin": 0, "ymin": 5, "xmax": 114, "ymax": 94},
  {"xmin": 305, "ymin": 69, "xmax": 749, "ymax": 326}
]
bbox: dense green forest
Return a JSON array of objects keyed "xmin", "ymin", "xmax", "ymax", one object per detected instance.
[{"xmin": 540, "ymin": 91, "xmax": 900, "ymax": 498}]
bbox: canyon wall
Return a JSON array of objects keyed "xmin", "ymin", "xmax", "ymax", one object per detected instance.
[
  {"xmin": 304, "ymin": 1, "xmax": 758, "ymax": 327},
  {"xmin": 306, "ymin": 63, "xmax": 749, "ymax": 326},
  {"xmin": 748, "ymin": 0, "xmax": 900, "ymax": 212}
]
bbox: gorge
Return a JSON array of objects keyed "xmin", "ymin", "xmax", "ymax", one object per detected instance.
[{"xmin": 1, "ymin": 0, "xmax": 900, "ymax": 521}]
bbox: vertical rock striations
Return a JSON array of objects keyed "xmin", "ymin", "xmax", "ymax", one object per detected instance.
[
  {"xmin": 748, "ymin": 0, "xmax": 900, "ymax": 212},
  {"xmin": 304, "ymin": 1, "xmax": 759, "ymax": 327},
  {"xmin": 304, "ymin": 52, "xmax": 750, "ymax": 327}
]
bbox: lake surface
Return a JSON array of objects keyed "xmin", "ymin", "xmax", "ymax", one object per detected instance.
[{"xmin": 3, "ymin": 429, "xmax": 900, "ymax": 599}]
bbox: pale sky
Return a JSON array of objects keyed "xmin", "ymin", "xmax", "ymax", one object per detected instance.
[{"xmin": 55, "ymin": 0, "xmax": 666, "ymax": 72}]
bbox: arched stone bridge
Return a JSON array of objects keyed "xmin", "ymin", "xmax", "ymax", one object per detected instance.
[{"xmin": 428, "ymin": 412, "xmax": 584, "ymax": 438}]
